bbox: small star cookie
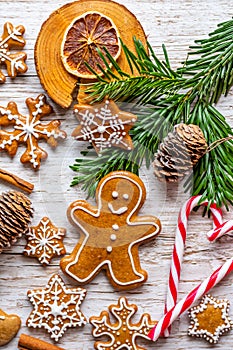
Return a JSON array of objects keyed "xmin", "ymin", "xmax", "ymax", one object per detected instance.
[
  {"xmin": 23, "ymin": 217, "xmax": 66, "ymax": 265},
  {"xmin": 188, "ymin": 294, "xmax": 233, "ymax": 343},
  {"xmin": 72, "ymin": 100, "xmax": 137, "ymax": 154},
  {"xmin": 27, "ymin": 274, "xmax": 87, "ymax": 341}
]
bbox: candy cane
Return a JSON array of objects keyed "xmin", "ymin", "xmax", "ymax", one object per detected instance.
[
  {"xmin": 207, "ymin": 220, "xmax": 233, "ymax": 241},
  {"xmin": 163, "ymin": 195, "xmax": 222, "ymax": 337},
  {"xmin": 148, "ymin": 257, "xmax": 233, "ymax": 341}
]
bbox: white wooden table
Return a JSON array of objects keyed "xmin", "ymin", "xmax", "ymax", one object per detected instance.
[{"xmin": 0, "ymin": 0, "xmax": 233, "ymax": 349}]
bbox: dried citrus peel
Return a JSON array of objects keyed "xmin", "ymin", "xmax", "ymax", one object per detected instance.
[{"xmin": 61, "ymin": 11, "xmax": 121, "ymax": 79}]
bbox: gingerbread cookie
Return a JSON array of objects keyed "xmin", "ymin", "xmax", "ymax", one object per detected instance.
[
  {"xmin": 27, "ymin": 274, "xmax": 87, "ymax": 341},
  {"xmin": 72, "ymin": 100, "xmax": 137, "ymax": 153},
  {"xmin": 0, "ymin": 309, "xmax": 21, "ymax": 346},
  {"xmin": 60, "ymin": 171, "xmax": 161, "ymax": 290},
  {"xmin": 188, "ymin": 294, "xmax": 233, "ymax": 343},
  {"xmin": 23, "ymin": 217, "xmax": 66, "ymax": 265},
  {"xmin": 90, "ymin": 296, "xmax": 157, "ymax": 350},
  {"xmin": 0, "ymin": 22, "xmax": 27, "ymax": 83},
  {"xmin": 0, "ymin": 94, "xmax": 67, "ymax": 169}
]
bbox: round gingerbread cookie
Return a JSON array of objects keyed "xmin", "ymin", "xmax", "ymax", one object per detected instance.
[{"xmin": 60, "ymin": 170, "xmax": 161, "ymax": 290}]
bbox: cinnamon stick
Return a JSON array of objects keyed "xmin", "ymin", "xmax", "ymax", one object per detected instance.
[
  {"xmin": 0, "ymin": 168, "xmax": 34, "ymax": 193},
  {"xmin": 18, "ymin": 334, "xmax": 65, "ymax": 350}
]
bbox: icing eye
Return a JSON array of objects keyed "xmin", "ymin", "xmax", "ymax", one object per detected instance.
[
  {"xmin": 112, "ymin": 191, "xmax": 118, "ymax": 199},
  {"xmin": 123, "ymin": 193, "xmax": 129, "ymax": 200}
]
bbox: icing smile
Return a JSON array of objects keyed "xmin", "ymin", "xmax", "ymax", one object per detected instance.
[{"xmin": 108, "ymin": 203, "xmax": 128, "ymax": 215}]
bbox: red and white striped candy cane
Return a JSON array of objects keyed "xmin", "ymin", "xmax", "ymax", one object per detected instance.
[
  {"xmin": 163, "ymin": 195, "xmax": 222, "ymax": 337},
  {"xmin": 148, "ymin": 256, "xmax": 233, "ymax": 341},
  {"xmin": 207, "ymin": 220, "xmax": 233, "ymax": 241}
]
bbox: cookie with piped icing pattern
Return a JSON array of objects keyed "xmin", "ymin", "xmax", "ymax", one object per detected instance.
[{"xmin": 60, "ymin": 171, "xmax": 161, "ymax": 290}]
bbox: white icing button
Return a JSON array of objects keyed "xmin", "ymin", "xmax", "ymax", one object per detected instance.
[
  {"xmin": 106, "ymin": 246, "xmax": 112, "ymax": 253},
  {"xmin": 112, "ymin": 224, "xmax": 119, "ymax": 231},
  {"xmin": 123, "ymin": 193, "xmax": 129, "ymax": 200},
  {"xmin": 110, "ymin": 234, "xmax": 117, "ymax": 241},
  {"xmin": 112, "ymin": 191, "xmax": 118, "ymax": 198}
]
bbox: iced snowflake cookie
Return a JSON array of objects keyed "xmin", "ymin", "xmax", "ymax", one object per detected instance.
[
  {"xmin": 0, "ymin": 22, "xmax": 27, "ymax": 83},
  {"xmin": 90, "ymin": 297, "xmax": 157, "ymax": 350},
  {"xmin": 0, "ymin": 94, "xmax": 67, "ymax": 169},
  {"xmin": 27, "ymin": 274, "xmax": 87, "ymax": 341},
  {"xmin": 72, "ymin": 100, "xmax": 137, "ymax": 153},
  {"xmin": 188, "ymin": 294, "xmax": 233, "ymax": 343},
  {"xmin": 60, "ymin": 170, "xmax": 161, "ymax": 290},
  {"xmin": 23, "ymin": 217, "xmax": 66, "ymax": 266},
  {"xmin": 0, "ymin": 309, "xmax": 21, "ymax": 346}
]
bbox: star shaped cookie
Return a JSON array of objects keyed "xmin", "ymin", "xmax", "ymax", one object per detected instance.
[
  {"xmin": 72, "ymin": 100, "xmax": 137, "ymax": 154},
  {"xmin": 27, "ymin": 274, "xmax": 87, "ymax": 341},
  {"xmin": 23, "ymin": 217, "xmax": 66, "ymax": 265},
  {"xmin": 188, "ymin": 294, "xmax": 233, "ymax": 343}
]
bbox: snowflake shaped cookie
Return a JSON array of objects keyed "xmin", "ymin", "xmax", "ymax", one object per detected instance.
[
  {"xmin": 72, "ymin": 100, "xmax": 137, "ymax": 154},
  {"xmin": 188, "ymin": 294, "xmax": 233, "ymax": 343},
  {"xmin": 90, "ymin": 296, "xmax": 157, "ymax": 350},
  {"xmin": 27, "ymin": 274, "xmax": 87, "ymax": 341},
  {"xmin": 0, "ymin": 94, "xmax": 67, "ymax": 169},
  {"xmin": 0, "ymin": 22, "xmax": 27, "ymax": 83},
  {"xmin": 23, "ymin": 217, "xmax": 66, "ymax": 265}
]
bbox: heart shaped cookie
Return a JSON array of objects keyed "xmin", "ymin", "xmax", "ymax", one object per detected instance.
[{"xmin": 0, "ymin": 309, "xmax": 21, "ymax": 346}]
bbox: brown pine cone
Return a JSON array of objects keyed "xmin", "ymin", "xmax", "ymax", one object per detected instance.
[
  {"xmin": 154, "ymin": 123, "xmax": 208, "ymax": 182},
  {"xmin": 0, "ymin": 191, "xmax": 33, "ymax": 252}
]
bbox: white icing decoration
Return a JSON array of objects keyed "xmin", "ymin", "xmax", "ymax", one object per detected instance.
[
  {"xmin": 23, "ymin": 217, "xmax": 65, "ymax": 265},
  {"xmin": 0, "ymin": 23, "xmax": 25, "ymax": 77},
  {"xmin": 65, "ymin": 173, "xmax": 160, "ymax": 287},
  {"xmin": 110, "ymin": 234, "xmax": 117, "ymax": 241},
  {"xmin": 112, "ymin": 191, "xmax": 118, "ymax": 199},
  {"xmin": 90, "ymin": 297, "xmax": 154, "ymax": 349},
  {"xmin": 112, "ymin": 224, "xmax": 119, "ymax": 231},
  {"xmin": 123, "ymin": 193, "xmax": 129, "ymax": 200},
  {"xmin": 108, "ymin": 203, "xmax": 128, "ymax": 215},
  {"xmin": 73, "ymin": 100, "xmax": 135, "ymax": 152},
  {"xmin": 27, "ymin": 274, "xmax": 87, "ymax": 342},
  {"xmin": 107, "ymin": 246, "xmax": 112, "ymax": 253}
]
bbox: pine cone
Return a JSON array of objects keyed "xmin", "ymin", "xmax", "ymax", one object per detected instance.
[
  {"xmin": 153, "ymin": 123, "xmax": 207, "ymax": 182},
  {"xmin": 0, "ymin": 191, "xmax": 33, "ymax": 252}
]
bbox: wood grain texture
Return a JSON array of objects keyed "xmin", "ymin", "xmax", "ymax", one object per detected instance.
[{"xmin": 0, "ymin": 1, "xmax": 233, "ymax": 349}]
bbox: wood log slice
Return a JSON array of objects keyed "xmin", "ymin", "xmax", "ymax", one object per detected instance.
[{"xmin": 35, "ymin": 0, "xmax": 147, "ymax": 108}]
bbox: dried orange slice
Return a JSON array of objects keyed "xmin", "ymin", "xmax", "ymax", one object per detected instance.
[{"xmin": 61, "ymin": 11, "xmax": 121, "ymax": 79}]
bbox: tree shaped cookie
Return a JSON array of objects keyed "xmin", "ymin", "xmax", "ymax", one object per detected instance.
[
  {"xmin": 60, "ymin": 171, "xmax": 161, "ymax": 290},
  {"xmin": 90, "ymin": 296, "xmax": 157, "ymax": 350},
  {"xmin": 0, "ymin": 22, "xmax": 27, "ymax": 83},
  {"xmin": 0, "ymin": 94, "xmax": 66, "ymax": 169}
]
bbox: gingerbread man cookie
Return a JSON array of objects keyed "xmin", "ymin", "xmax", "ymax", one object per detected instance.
[{"xmin": 60, "ymin": 171, "xmax": 161, "ymax": 290}]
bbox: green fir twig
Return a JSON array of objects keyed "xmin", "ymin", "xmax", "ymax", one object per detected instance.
[{"xmin": 71, "ymin": 18, "xmax": 233, "ymax": 208}]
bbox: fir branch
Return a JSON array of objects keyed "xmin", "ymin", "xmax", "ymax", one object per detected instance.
[
  {"xmin": 71, "ymin": 18, "xmax": 233, "ymax": 209},
  {"xmin": 185, "ymin": 101, "xmax": 233, "ymax": 209}
]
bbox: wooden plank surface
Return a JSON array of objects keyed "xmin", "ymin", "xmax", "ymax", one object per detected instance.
[{"xmin": 0, "ymin": 0, "xmax": 233, "ymax": 349}]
